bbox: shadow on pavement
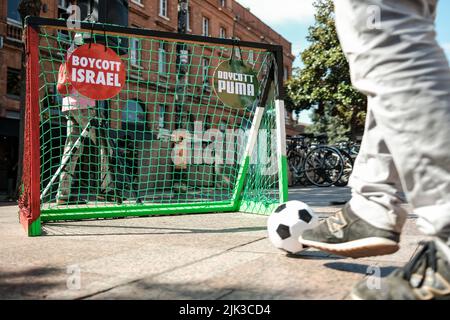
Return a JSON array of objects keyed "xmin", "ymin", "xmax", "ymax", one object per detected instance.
[
  {"xmin": 85, "ymin": 278, "xmax": 287, "ymax": 300},
  {"xmin": 286, "ymin": 250, "xmax": 345, "ymax": 260},
  {"xmin": 324, "ymin": 262, "xmax": 397, "ymax": 277},
  {"xmin": 0, "ymin": 267, "xmax": 62, "ymax": 299},
  {"xmin": 0, "ymin": 202, "xmax": 17, "ymax": 207},
  {"xmin": 43, "ymin": 223, "xmax": 267, "ymax": 237},
  {"xmin": 289, "ymin": 186, "xmax": 351, "ymax": 207}
]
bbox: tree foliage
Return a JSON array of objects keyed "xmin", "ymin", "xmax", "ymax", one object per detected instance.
[{"xmin": 285, "ymin": 0, "xmax": 367, "ymax": 143}]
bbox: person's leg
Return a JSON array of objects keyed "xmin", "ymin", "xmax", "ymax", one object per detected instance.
[
  {"xmin": 57, "ymin": 110, "xmax": 84, "ymax": 202},
  {"xmin": 298, "ymin": 109, "xmax": 405, "ymax": 257},
  {"xmin": 323, "ymin": 0, "xmax": 450, "ymax": 299},
  {"xmin": 97, "ymin": 132, "xmax": 113, "ymax": 193},
  {"xmin": 349, "ymin": 106, "xmax": 408, "ymax": 234},
  {"xmin": 300, "ymin": 0, "xmax": 450, "ymax": 260},
  {"xmin": 335, "ymin": 0, "xmax": 450, "ymax": 241},
  {"xmin": 83, "ymin": 108, "xmax": 107, "ymax": 193},
  {"xmin": 89, "ymin": 108, "xmax": 120, "ymax": 201}
]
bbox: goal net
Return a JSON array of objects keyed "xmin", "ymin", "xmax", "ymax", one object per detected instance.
[{"xmin": 19, "ymin": 17, "xmax": 288, "ymax": 236}]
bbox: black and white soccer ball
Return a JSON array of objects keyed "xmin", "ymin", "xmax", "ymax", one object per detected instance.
[{"xmin": 267, "ymin": 201, "xmax": 319, "ymax": 254}]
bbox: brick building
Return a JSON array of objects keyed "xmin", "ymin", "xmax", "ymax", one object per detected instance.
[{"xmin": 0, "ymin": 0, "xmax": 295, "ymax": 195}]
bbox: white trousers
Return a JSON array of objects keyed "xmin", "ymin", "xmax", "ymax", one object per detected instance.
[
  {"xmin": 334, "ymin": 0, "xmax": 450, "ymax": 239},
  {"xmin": 57, "ymin": 108, "xmax": 112, "ymax": 200}
]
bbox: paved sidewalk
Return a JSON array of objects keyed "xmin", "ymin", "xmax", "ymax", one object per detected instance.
[{"xmin": 0, "ymin": 187, "xmax": 424, "ymax": 300}]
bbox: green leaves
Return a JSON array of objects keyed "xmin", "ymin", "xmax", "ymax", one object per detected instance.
[{"xmin": 285, "ymin": 0, "xmax": 367, "ymax": 142}]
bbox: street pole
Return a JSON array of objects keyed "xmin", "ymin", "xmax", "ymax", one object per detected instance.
[
  {"xmin": 172, "ymin": 0, "xmax": 189, "ymax": 193},
  {"xmin": 17, "ymin": 0, "xmax": 42, "ymax": 198},
  {"xmin": 175, "ymin": 0, "xmax": 188, "ymax": 130}
]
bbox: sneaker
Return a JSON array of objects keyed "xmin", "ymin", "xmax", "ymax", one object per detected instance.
[
  {"xmin": 56, "ymin": 197, "xmax": 88, "ymax": 205},
  {"xmin": 351, "ymin": 240, "xmax": 450, "ymax": 300},
  {"xmin": 298, "ymin": 204, "xmax": 400, "ymax": 258}
]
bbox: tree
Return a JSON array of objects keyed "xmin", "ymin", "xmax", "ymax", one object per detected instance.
[{"xmin": 285, "ymin": 0, "xmax": 366, "ymax": 143}]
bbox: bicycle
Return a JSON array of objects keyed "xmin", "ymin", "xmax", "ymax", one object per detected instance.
[
  {"xmin": 333, "ymin": 140, "xmax": 360, "ymax": 187},
  {"xmin": 287, "ymin": 134, "xmax": 345, "ymax": 187}
]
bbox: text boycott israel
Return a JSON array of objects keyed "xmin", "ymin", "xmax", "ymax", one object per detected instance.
[
  {"xmin": 71, "ymin": 56, "xmax": 122, "ymax": 87},
  {"xmin": 67, "ymin": 43, "xmax": 126, "ymax": 100},
  {"xmin": 213, "ymin": 61, "xmax": 259, "ymax": 109}
]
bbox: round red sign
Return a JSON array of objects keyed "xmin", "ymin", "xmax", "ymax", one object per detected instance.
[{"xmin": 66, "ymin": 43, "xmax": 126, "ymax": 100}]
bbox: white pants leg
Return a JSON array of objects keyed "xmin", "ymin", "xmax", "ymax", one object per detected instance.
[
  {"xmin": 57, "ymin": 108, "xmax": 112, "ymax": 200},
  {"xmin": 57, "ymin": 109, "xmax": 90, "ymax": 200},
  {"xmin": 334, "ymin": 0, "xmax": 450, "ymax": 239},
  {"xmin": 349, "ymin": 106, "xmax": 409, "ymax": 234}
]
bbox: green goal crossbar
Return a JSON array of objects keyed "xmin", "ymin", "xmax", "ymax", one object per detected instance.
[{"xmin": 19, "ymin": 17, "xmax": 288, "ymax": 236}]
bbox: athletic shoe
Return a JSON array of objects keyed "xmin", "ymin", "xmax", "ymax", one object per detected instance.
[
  {"xmin": 351, "ymin": 240, "xmax": 450, "ymax": 300},
  {"xmin": 298, "ymin": 204, "xmax": 400, "ymax": 258}
]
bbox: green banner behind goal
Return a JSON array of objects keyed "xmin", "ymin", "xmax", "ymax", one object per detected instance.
[{"xmin": 19, "ymin": 17, "xmax": 288, "ymax": 236}]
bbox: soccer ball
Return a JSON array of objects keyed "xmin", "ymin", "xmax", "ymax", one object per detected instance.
[{"xmin": 267, "ymin": 201, "xmax": 319, "ymax": 254}]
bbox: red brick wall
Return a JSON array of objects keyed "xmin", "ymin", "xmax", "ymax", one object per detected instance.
[
  {"xmin": 129, "ymin": 0, "xmax": 178, "ymax": 31},
  {"xmin": 0, "ymin": 0, "xmax": 294, "ymax": 118}
]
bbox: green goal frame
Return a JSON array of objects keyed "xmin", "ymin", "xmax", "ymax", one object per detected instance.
[{"xmin": 19, "ymin": 17, "xmax": 288, "ymax": 236}]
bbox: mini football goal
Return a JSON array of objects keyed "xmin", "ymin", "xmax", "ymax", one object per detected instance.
[{"xmin": 19, "ymin": 17, "xmax": 288, "ymax": 236}]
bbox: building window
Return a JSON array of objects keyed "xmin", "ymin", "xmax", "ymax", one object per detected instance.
[
  {"xmin": 122, "ymin": 100, "xmax": 145, "ymax": 123},
  {"xmin": 219, "ymin": 27, "xmax": 226, "ymax": 39},
  {"xmin": 202, "ymin": 17, "xmax": 210, "ymax": 37},
  {"xmin": 159, "ymin": 0, "xmax": 168, "ymax": 18},
  {"xmin": 233, "ymin": 37, "xmax": 242, "ymax": 59},
  {"xmin": 57, "ymin": 0, "xmax": 70, "ymax": 18},
  {"xmin": 219, "ymin": 0, "xmax": 226, "ymax": 8},
  {"xmin": 262, "ymin": 63, "xmax": 269, "ymax": 77},
  {"xmin": 202, "ymin": 58, "xmax": 210, "ymax": 87},
  {"xmin": 180, "ymin": 52, "xmax": 190, "ymax": 83},
  {"xmin": 7, "ymin": 0, "xmax": 21, "ymax": 23},
  {"xmin": 248, "ymin": 50, "xmax": 254, "ymax": 65},
  {"xmin": 7, "ymin": 68, "xmax": 21, "ymax": 98},
  {"xmin": 6, "ymin": 111, "xmax": 20, "ymax": 120},
  {"xmin": 284, "ymin": 66, "xmax": 289, "ymax": 81},
  {"xmin": 55, "ymin": 0, "xmax": 72, "ymax": 41},
  {"xmin": 122, "ymin": 100, "xmax": 146, "ymax": 134},
  {"xmin": 130, "ymin": 38, "xmax": 141, "ymax": 66},
  {"xmin": 58, "ymin": 0, "xmax": 70, "ymax": 8},
  {"xmin": 186, "ymin": 6, "xmax": 191, "ymax": 31},
  {"xmin": 159, "ymin": 105, "xmax": 166, "ymax": 128},
  {"xmin": 158, "ymin": 44, "xmax": 167, "ymax": 74}
]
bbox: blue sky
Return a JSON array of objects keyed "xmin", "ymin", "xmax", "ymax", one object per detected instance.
[
  {"xmin": 237, "ymin": 0, "xmax": 450, "ymax": 123},
  {"xmin": 237, "ymin": 0, "xmax": 450, "ymax": 68}
]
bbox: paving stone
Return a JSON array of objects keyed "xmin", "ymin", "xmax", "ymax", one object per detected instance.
[{"xmin": 0, "ymin": 186, "xmax": 428, "ymax": 300}]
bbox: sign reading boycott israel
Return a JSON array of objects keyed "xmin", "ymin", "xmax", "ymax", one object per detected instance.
[
  {"xmin": 213, "ymin": 60, "xmax": 259, "ymax": 110},
  {"xmin": 67, "ymin": 43, "xmax": 126, "ymax": 100}
]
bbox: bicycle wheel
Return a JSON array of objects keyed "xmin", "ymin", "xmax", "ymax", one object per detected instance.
[
  {"xmin": 304, "ymin": 146, "xmax": 344, "ymax": 187},
  {"xmin": 334, "ymin": 149, "xmax": 354, "ymax": 187}
]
